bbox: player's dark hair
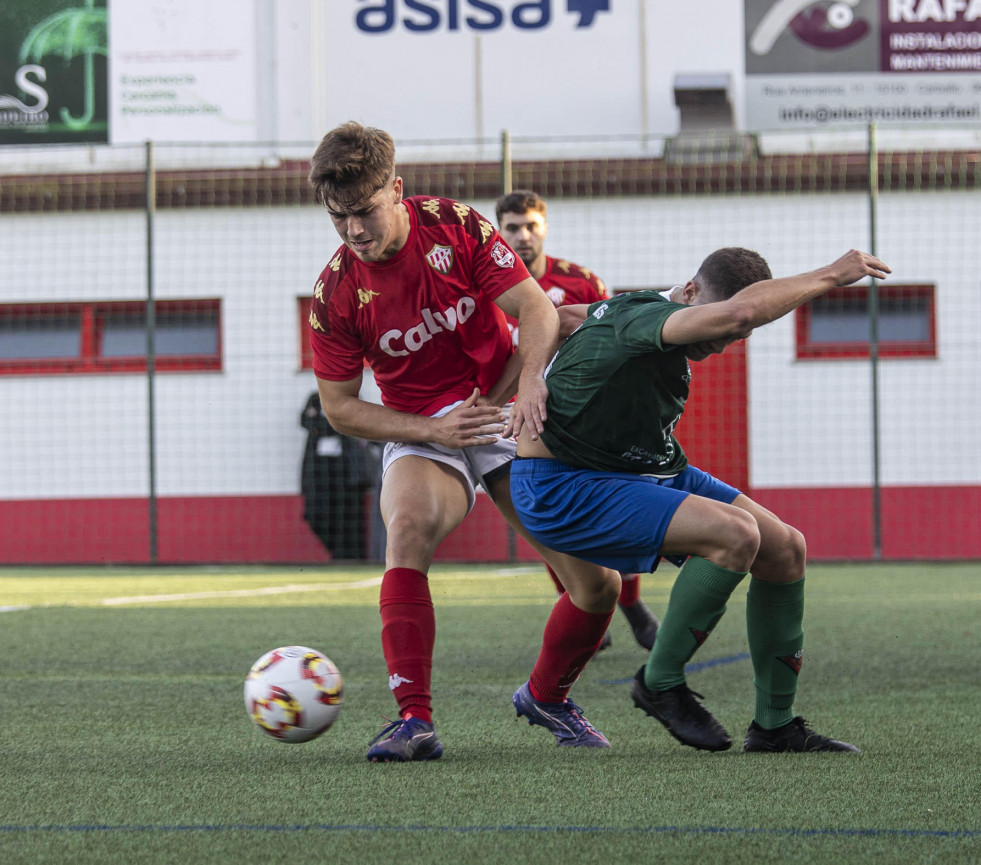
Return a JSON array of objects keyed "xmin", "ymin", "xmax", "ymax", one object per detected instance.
[
  {"xmin": 495, "ymin": 189, "xmax": 547, "ymax": 225},
  {"xmin": 694, "ymin": 247, "xmax": 772, "ymax": 300},
  {"xmin": 308, "ymin": 121, "xmax": 396, "ymax": 209}
]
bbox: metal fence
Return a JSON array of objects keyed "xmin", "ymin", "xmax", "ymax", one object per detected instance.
[{"xmin": 1, "ymin": 127, "xmax": 979, "ymax": 564}]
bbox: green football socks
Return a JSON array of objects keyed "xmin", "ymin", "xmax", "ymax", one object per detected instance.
[
  {"xmin": 643, "ymin": 556, "xmax": 748, "ymax": 691},
  {"xmin": 746, "ymin": 576, "xmax": 805, "ymax": 730}
]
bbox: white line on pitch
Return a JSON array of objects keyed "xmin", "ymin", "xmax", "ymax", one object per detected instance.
[
  {"xmin": 102, "ymin": 569, "xmax": 537, "ymax": 605},
  {"xmin": 101, "ymin": 577, "xmax": 384, "ymax": 606},
  {"xmin": 1, "ymin": 567, "xmax": 542, "ymax": 611}
]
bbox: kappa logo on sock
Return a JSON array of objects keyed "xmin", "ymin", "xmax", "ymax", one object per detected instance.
[
  {"xmin": 778, "ymin": 649, "xmax": 804, "ymax": 675},
  {"xmin": 388, "ymin": 673, "xmax": 414, "ymax": 691},
  {"xmin": 690, "ymin": 627, "xmax": 711, "ymax": 646}
]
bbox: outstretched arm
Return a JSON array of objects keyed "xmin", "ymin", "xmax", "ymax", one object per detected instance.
[{"xmin": 660, "ymin": 249, "xmax": 891, "ymax": 348}]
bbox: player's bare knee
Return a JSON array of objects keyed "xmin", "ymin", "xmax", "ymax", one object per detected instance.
[
  {"xmin": 594, "ymin": 567, "xmax": 621, "ymax": 609},
  {"xmin": 753, "ymin": 523, "xmax": 806, "ymax": 580},
  {"xmin": 567, "ymin": 567, "xmax": 620, "ymax": 613},
  {"xmin": 384, "ymin": 510, "xmax": 442, "ymax": 558},
  {"xmin": 727, "ymin": 510, "xmax": 761, "ymax": 571},
  {"xmin": 784, "ymin": 525, "xmax": 807, "ymax": 577}
]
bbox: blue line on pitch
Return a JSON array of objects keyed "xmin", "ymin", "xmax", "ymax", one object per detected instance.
[
  {"xmin": 599, "ymin": 651, "xmax": 751, "ymax": 685},
  {"xmin": 1, "ymin": 824, "xmax": 978, "ymax": 838}
]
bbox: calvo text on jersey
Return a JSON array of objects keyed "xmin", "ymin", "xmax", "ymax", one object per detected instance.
[{"xmin": 379, "ymin": 297, "xmax": 477, "ymax": 357}]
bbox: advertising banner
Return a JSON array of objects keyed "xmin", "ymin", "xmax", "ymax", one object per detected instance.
[
  {"xmin": 0, "ymin": 0, "xmax": 108, "ymax": 145},
  {"xmin": 745, "ymin": 0, "xmax": 981, "ymax": 129},
  {"xmin": 109, "ymin": 0, "xmax": 257, "ymax": 144},
  {"xmin": 319, "ymin": 0, "xmax": 635, "ymax": 142}
]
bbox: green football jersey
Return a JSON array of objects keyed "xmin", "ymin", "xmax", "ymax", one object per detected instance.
[{"xmin": 539, "ymin": 290, "xmax": 692, "ymax": 475}]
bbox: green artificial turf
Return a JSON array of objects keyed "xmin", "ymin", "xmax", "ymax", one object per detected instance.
[{"xmin": 0, "ymin": 563, "xmax": 978, "ymax": 864}]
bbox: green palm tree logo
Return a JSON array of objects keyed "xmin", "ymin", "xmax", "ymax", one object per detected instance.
[{"xmin": 19, "ymin": 0, "xmax": 107, "ymax": 130}]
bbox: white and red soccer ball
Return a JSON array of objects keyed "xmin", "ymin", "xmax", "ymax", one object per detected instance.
[{"xmin": 244, "ymin": 646, "xmax": 343, "ymax": 743}]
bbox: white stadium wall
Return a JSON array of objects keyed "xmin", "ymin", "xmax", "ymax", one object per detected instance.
[
  {"xmin": 748, "ymin": 189, "xmax": 980, "ymax": 490},
  {"xmin": 1, "ymin": 179, "xmax": 978, "ymax": 562},
  {"xmin": 6, "ymin": 191, "xmax": 979, "ymax": 496},
  {"xmin": 2, "ymin": 1, "xmax": 980, "ymax": 563},
  {"xmin": 1, "ymin": 207, "xmax": 326, "ymax": 499}
]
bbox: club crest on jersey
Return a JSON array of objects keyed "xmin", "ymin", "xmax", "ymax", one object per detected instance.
[
  {"xmin": 425, "ymin": 243, "xmax": 454, "ymax": 275},
  {"xmin": 491, "ymin": 240, "xmax": 515, "ymax": 269}
]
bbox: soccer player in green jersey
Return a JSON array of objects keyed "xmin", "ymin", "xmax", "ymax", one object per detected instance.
[
  {"xmin": 496, "ymin": 189, "xmax": 660, "ymax": 653},
  {"xmin": 510, "ymin": 247, "xmax": 891, "ymax": 753}
]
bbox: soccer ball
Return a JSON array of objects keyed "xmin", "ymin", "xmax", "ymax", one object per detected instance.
[{"xmin": 244, "ymin": 645, "xmax": 343, "ymax": 743}]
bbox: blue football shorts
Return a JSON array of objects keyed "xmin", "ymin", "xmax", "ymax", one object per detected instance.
[{"xmin": 509, "ymin": 457, "xmax": 741, "ymax": 574}]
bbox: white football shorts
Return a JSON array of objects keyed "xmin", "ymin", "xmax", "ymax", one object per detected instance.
[{"xmin": 381, "ymin": 400, "xmax": 515, "ymax": 514}]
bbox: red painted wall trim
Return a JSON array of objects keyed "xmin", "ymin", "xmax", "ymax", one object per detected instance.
[
  {"xmin": 749, "ymin": 488, "xmax": 874, "ymax": 559},
  {"xmin": 157, "ymin": 496, "xmax": 330, "ymax": 564},
  {"xmin": 751, "ymin": 486, "xmax": 981, "ymax": 560},
  {"xmin": 0, "ymin": 498, "xmax": 152, "ymax": 564},
  {"xmin": 1, "ymin": 486, "xmax": 977, "ymax": 565},
  {"xmin": 879, "ymin": 486, "xmax": 981, "ymax": 559},
  {"xmin": 0, "ymin": 496, "xmax": 328, "ymax": 565}
]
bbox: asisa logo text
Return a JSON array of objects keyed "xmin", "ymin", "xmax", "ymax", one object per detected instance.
[{"xmin": 356, "ymin": 0, "xmax": 610, "ymax": 34}]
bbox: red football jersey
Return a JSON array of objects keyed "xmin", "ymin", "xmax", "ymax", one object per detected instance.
[
  {"xmin": 506, "ymin": 255, "xmax": 608, "ymax": 345},
  {"xmin": 309, "ymin": 196, "xmax": 530, "ymax": 416}
]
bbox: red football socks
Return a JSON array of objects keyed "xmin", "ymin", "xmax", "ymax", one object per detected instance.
[
  {"xmin": 379, "ymin": 567, "xmax": 435, "ymax": 724},
  {"xmin": 529, "ymin": 592, "xmax": 614, "ymax": 704}
]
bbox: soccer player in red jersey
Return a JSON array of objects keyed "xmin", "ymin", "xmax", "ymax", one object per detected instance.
[
  {"xmin": 495, "ymin": 190, "xmax": 611, "ymax": 345},
  {"xmin": 495, "ymin": 190, "xmax": 660, "ymax": 652},
  {"xmin": 307, "ymin": 123, "xmax": 617, "ymax": 761}
]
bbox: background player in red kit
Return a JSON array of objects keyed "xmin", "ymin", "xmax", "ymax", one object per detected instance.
[
  {"xmin": 495, "ymin": 190, "xmax": 660, "ymax": 652},
  {"xmin": 307, "ymin": 123, "xmax": 619, "ymax": 762}
]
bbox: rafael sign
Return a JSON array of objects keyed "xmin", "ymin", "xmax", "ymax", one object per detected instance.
[{"xmin": 744, "ymin": 0, "xmax": 981, "ymax": 129}]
